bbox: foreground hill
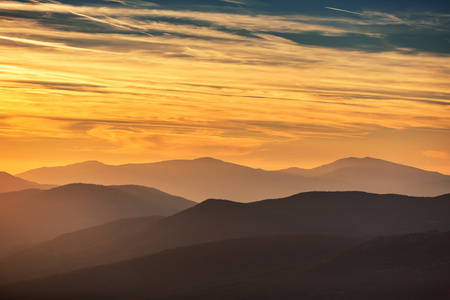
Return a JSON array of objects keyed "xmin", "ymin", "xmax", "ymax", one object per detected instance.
[
  {"xmin": 0, "ymin": 216, "xmax": 164, "ymax": 284},
  {"xmin": 0, "ymin": 184, "xmax": 195, "ymax": 254},
  {"xmin": 17, "ymin": 157, "xmax": 450, "ymax": 201},
  {"xmin": 0, "ymin": 234, "xmax": 360, "ymax": 300},
  {"xmin": 1, "ymin": 191, "xmax": 449, "ymax": 284},
  {"xmin": 0, "ymin": 172, "xmax": 54, "ymax": 193},
  {"xmin": 1, "ymin": 231, "xmax": 449, "ymax": 300}
]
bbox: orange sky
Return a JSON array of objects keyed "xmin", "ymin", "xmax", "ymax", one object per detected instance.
[{"xmin": 1, "ymin": 1, "xmax": 449, "ymax": 175}]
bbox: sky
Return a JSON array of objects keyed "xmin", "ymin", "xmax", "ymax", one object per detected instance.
[{"xmin": 0, "ymin": 0, "xmax": 449, "ymax": 174}]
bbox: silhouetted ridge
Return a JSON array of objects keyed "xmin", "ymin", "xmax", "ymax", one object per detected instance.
[
  {"xmin": 72, "ymin": 160, "xmax": 105, "ymax": 166},
  {"xmin": 18, "ymin": 156, "xmax": 450, "ymax": 200},
  {"xmin": 0, "ymin": 172, "xmax": 54, "ymax": 193},
  {"xmin": 0, "ymin": 234, "xmax": 360, "ymax": 300},
  {"xmin": 1, "ymin": 191, "xmax": 450, "ymax": 286},
  {"xmin": 2, "ymin": 231, "xmax": 449, "ymax": 300},
  {"xmin": 0, "ymin": 183, "xmax": 195, "ymax": 255},
  {"xmin": 0, "ymin": 216, "xmax": 165, "ymax": 284},
  {"xmin": 193, "ymin": 157, "xmax": 222, "ymax": 162}
]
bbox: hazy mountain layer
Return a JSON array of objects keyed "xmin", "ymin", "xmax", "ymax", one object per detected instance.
[
  {"xmin": 1, "ymin": 191, "xmax": 449, "ymax": 284},
  {"xmin": 0, "ymin": 234, "xmax": 360, "ymax": 300},
  {"xmin": 0, "ymin": 184, "xmax": 195, "ymax": 254},
  {"xmin": 0, "ymin": 216, "xmax": 164, "ymax": 284},
  {"xmin": 17, "ymin": 157, "xmax": 450, "ymax": 201},
  {"xmin": 1, "ymin": 231, "xmax": 449, "ymax": 300},
  {"xmin": 0, "ymin": 172, "xmax": 54, "ymax": 194}
]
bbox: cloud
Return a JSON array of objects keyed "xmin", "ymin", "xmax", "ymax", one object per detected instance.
[
  {"xmin": 0, "ymin": 35, "xmax": 117, "ymax": 53},
  {"xmin": 86, "ymin": 123, "xmax": 263, "ymax": 156},
  {"xmin": 421, "ymin": 150, "xmax": 450, "ymax": 159},
  {"xmin": 0, "ymin": 0, "xmax": 449, "ymax": 159},
  {"xmin": 0, "ymin": 116, "xmax": 79, "ymax": 138}
]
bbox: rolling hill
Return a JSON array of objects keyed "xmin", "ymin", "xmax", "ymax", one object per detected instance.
[
  {"xmin": 1, "ymin": 191, "xmax": 449, "ymax": 284},
  {"xmin": 0, "ymin": 234, "xmax": 361, "ymax": 300},
  {"xmin": 0, "ymin": 184, "xmax": 195, "ymax": 254},
  {"xmin": 0, "ymin": 172, "xmax": 54, "ymax": 193},
  {"xmin": 17, "ymin": 157, "xmax": 450, "ymax": 201},
  {"xmin": 1, "ymin": 231, "xmax": 449, "ymax": 300}
]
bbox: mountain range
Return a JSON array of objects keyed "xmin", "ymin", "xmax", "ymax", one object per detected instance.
[
  {"xmin": 1, "ymin": 231, "xmax": 449, "ymax": 300},
  {"xmin": 2, "ymin": 157, "xmax": 450, "ymax": 298},
  {"xmin": 0, "ymin": 172, "xmax": 54, "ymax": 194},
  {"xmin": 0, "ymin": 184, "xmax": 195, "ymax": 255},
  {"xmin": 1, "ymin": 191, "xmax": 449, "ymax": 285},
  {"xmin": 17, "ymin": 157, "xmax": 450, "ymax": 201}
]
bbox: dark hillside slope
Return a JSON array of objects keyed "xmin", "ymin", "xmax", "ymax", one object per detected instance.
[
  {"xmin": 251, "ymin": 191, "xmax": 450, "ymax": 236},
  {"xmin": 1, "ymin": 192, "xmax": 449, "ymax": 285},
  {"xmin": 0, "ymin": 234, "xmax": 360, "ymax": 300},
  {"xmin": 0, "ymin": 184, "xmax": 194, "ymax": 253},
  {"xmin": 0, "ymin": 216, "xmax": 164, "ymax": 284},
  {"xmin": 185, "ymin": 231, "xmax": 450, "ymax": 300},
  {"xmin": 2, "ymin": 231, "xmax": 449, "ymax": 300},
  {"xmin": 0, "ymin": 199, "xmax": 287, "ymax": 284}
]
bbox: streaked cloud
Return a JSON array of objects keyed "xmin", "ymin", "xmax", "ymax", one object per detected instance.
[
  {"xmin": 0, "ymin": 0, "xmax": 449, "ymax": 173},
  {"xmin": 421, "ymin": 150, "xmax": 450, "ymax": 160},
  {"xmin": 0, "ymin": 34, "xmax": 117, "ymax": 53}
]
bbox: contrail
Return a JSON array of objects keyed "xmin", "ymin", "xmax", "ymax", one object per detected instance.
[
  {"xmin": 0, "ymin": 35, "xmax": 116, "ymax": 54},
  {"xmin": 325, "ymin": 6, "xmax": 364, "ymax": 16}
]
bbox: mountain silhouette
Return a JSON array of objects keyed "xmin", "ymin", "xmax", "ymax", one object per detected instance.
[
  {"xmin": 0, "ymin": 184, "xmax": 195, "ymax": 254},
  {"xmin": 0, "ymin": 234, "xmax": 360, "ymax": 300},
  {"xmin": 1, "ymin": 231, "xmax": 449, "ymax": 300},
  {"xmin": 277, "ymin": 157, "xmax": 450, "ymax": 196},
  {"xmin": 18, "ymin": 158, "xmax": 305, "ymax": 202},
  {"xmin": 0, "ymin": 216, "xmax": 164, "ymax": 284},
  {"xmin": 1, "ymin": 191, "xmax": 449, "ymax": 284},
  {"xmin": 0, "ymin": 172, "xmax": 54, "ymax": 193},
  {"xmin": 17, "ymin": 157, "xmax": 450, "ymax": 201}
]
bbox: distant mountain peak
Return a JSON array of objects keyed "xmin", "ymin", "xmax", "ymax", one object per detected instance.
[
  {"xmin": 337, "ymin": 156, "xmax": 377, "ymax": 162},
  {"xmin": 322, "ymin": 156, "xmax": 401, "ymax": 168},
  {"xmin": 194, "ymin": 157, "xmax": 224, "ymax": 163},
  {"xmin": 72, "ymin": 160, "xmax": 108, "ymax": 166},
  {"xmin": 0, "ymin": 171, "xmax": 54, "ymax": 193}
]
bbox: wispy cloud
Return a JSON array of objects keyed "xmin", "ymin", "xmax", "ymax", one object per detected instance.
[
  {"xmin": 421, "ymin": 150, "xmax": 450, "ymax": 159},
  {"xmin": 0, "ymin": 0, "xmax": 449, "ymax": 173},
  {"xmin": 0, "ymin": 35, "xmax": 117, "ymax": 53}
]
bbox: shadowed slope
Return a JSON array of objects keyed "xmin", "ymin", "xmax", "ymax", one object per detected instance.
[
  {"xmin": 0, "ymin": 172, "xmax": 54, "ymax": 193},
  {"xmin": 1, "ymin": 191, "xmax": 449, "ymax": 285},
  {"xmin": 0, "ymin": 216, "xmax": 164, "ymax": 284},
  {"xmin": 0, "ymin": 234, "xmax": 360, "ymax": 300},
  {"xmin": 0, "ymin": 184, "xmax": 195, "ymax": 253},
  {"xmin": 2, "ymin": 231, "xmax": 449, "ymax": 300},
  {"xmin": 193, "ymin": 231, "xmax": 450, "ymax": 300}
]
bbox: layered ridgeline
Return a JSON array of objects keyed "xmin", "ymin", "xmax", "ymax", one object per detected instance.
[
  {"xmin": 0, "ymin": 172, "xmax": 54, "ymax": 193},
  {"xmin": 17, "ymin": 157, "xmax": 450, "ymax": 202},
  {"xmin": 1, "ymin": 191, "xmax": 449, "ymax": 285},
  {"xmin": 0, "ymin": 184, "xmax": 195, "ymax": 255},
  {"xmin": 1, "ymin": 231, "xmax": 449, "ymax": 300}
]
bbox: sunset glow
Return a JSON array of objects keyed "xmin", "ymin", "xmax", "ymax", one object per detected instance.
[{"xmin": 1, "ymin": 0, "xmax": 449, "ymax": 174}]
